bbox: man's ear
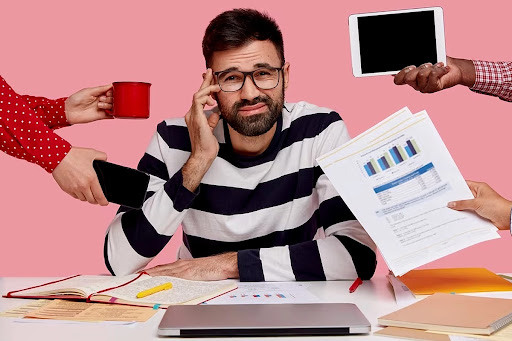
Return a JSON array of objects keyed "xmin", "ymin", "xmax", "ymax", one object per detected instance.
[{"xmin": 282, "ymin": 62, "xmax": 290, "ymax": 90}]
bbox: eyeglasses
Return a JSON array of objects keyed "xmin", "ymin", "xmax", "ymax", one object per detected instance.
[{"xmin": 214, "ymin": 67, "xmax": 283, "ymax": 92}]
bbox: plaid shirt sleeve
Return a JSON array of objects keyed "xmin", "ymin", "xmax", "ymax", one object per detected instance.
[{"xmin": 470, "ymin": 60, "xmax": 512, "ymax": 102}]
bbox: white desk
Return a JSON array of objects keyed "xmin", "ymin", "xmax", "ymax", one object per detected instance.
[{"xmin": 0, "ymin": 276, "xmax": 400, "ymax": 341}]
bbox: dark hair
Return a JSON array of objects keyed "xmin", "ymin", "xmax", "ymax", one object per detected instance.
[{"xmin": 202, "ymin": 8, "xmax": 284, "ymax": 68}]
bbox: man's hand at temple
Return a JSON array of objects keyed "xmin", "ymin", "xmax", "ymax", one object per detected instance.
[
  {"xmin": 182, "ymin": 68, "xmax": 221, "ymax": 192},
  {"xmin": 144, "ymin": 252, "xmax": 239, "ymax": 280}
]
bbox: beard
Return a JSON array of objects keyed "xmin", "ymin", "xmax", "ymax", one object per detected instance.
[{"xmin": 218, "ymin": 86, "xmax": 284, "ymax": 137}]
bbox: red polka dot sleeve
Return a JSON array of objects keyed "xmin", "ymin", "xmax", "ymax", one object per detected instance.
[{"xmin": 0, "ymin": 76, "xmax": 72, "ymax": 173}]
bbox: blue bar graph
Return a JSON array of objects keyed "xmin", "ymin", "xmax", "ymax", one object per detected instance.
[
  {"xmin": 378, "ymin": 158, "xmax": 386, "ymax": 171},
  {"xmin": 364, "ymin": 164, "xmax": 373, "ymax": 176},
  {"xmin": 405, "ymin": 146, "xmax": 414, "ymax": 157},
  {"xmin": 390, "ymin": 148, "xmax": 401, "ymax": 164}
]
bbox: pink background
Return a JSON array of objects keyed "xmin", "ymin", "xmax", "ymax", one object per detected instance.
[{"xmin": 1, "ymin": 0, "xmax": 511, "ymax": 276}]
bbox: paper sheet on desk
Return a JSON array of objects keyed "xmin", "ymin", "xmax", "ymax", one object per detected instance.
[
  {"xmin": 0, "ymin": 300, "xmax": 51, "ymax": 318},
  {"xmin": 204, "ymin": 282, "xmax": 320, "ymax": 304},
  {"xmin": 386, "ymin": 274, "xmax": 416, "ymax": 306},
  {"xmin": 317, "ymin": 108, "xmax": 499, "ymax": 276},
  {"xmin": 24, "ymin": 299, "xmax": 156, "ymax": 322}
]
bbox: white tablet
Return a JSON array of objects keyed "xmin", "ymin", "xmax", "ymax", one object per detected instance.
[{"xmin": 349, "ymin": 7, "xmax": 446, "ymax": 77}]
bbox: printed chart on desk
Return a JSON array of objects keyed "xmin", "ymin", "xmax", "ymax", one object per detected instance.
[
  {"xmin": 204, "ymin": 282, "xmax": 320, "ymax": 305},
  {"xmin": 318, "ymin": 109, "xmax": 498, "ymax": 276}
]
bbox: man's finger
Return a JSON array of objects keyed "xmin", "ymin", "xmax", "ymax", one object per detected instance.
[
  {"xmin": 425, "ymin": 65, "xmax": 450, "ymax": 92},
  {"xmin": 199, "ymin": 69, "xmax": 214, "ymax": 90},
  {"xmin": 447, "ymin": 199, "xmax": 479, "ymax": 211},
  {"xmin": 417, "ymin": 67, "xmax": 434, "ymax": 92},
  {"xmin": 208, "ymin": 112, "xmax": 220, "ymax": 130},
  {"xmin": 195, "ymin": 84, "xmax": 221, "ymax": 100},
  {"xmin": 394, "ymin": 65, "xmax": 416, "ymax": 85},
  {"xmin": 403, "ymin": 67, "xmax": 422, "ymax": 91}
]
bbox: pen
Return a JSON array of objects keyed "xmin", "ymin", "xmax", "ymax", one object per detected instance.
[
  {"xmin": 349, "ymin": 277, "xmax": 363, "ymax": 293},
  {"xmin": 136, "ymin": 282, "xmax": 173, "ymax": 299}
]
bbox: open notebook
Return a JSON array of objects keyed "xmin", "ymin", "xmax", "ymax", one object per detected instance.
[{"xmin": 4, "ymin": 273, "xmax": 237, "ymax": 308}]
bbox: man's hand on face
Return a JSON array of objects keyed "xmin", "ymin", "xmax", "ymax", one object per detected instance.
[
  {"xmin": 144, "ymin": 252, "xmax": 239, "ymax": 281},
  {"xmin": 448, "ymin": 180, "xmax": 512, "ymax": 230},
  {"xmin": 182, "ymin": 69, "xmax": 222, "ymax": 192},
  {"xmin": 393, "ymin": 56, "xmax": 476, "ymax": 93}
]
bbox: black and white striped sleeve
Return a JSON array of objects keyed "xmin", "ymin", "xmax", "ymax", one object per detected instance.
[
  {"xmin": 237, "ymin": 116, "xmax": 377, "ymax": 282},
  {"xmin": 104, "ymin": 121, "xmax": 196, "ymax": 276}
]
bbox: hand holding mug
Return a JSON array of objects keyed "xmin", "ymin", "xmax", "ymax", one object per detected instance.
[{"xmin": 65, "ymin": 84, "xmax": 114, "ymax": 124}]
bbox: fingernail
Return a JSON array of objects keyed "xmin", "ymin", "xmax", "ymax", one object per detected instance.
[
  {"xmin": 447, "ymin": 202, "xmax": 455, "ymax": 208},
  {"xmin": 404, "ymin": 66, "xmax": 414, "ymax": 73},
  {"xmin": 434, "ymin": 62, "xmax": 444, "ymax": 67}
]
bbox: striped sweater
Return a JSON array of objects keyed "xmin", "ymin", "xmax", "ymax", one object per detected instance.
[{"xmin": 104, "ymin": 101, "xmax": 377, "ymax": 281}]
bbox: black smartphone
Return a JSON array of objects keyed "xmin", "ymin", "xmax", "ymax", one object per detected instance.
[{"xmin": 93, "ymin": 160, "xmax": 150, "ymax": 209}]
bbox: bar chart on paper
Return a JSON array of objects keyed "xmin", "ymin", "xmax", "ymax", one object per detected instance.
[
  {"xmin": 204, "ymin": 282, "xmax": 320, "ymax": 305},
  {"xmin": 363, "ymin": 139, "xmax": 421, "ymax": 176}
]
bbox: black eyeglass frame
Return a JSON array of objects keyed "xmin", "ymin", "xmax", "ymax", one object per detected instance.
[{"xmin": 213, "ymin": 66, "xmax": 284, "ymax": 92}]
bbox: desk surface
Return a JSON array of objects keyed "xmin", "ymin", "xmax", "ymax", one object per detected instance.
[{"xmin": 1, "ymin": 276, "xmax": 401, "ymax": 341}]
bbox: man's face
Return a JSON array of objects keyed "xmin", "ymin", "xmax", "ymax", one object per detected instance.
[{"xmin": 210, "ymin": 40, "xmax": 290, "ymax": 137}]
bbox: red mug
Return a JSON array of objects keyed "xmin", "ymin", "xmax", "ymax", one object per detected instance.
[{"xmin": 111, "ymin": 81, "xmax": 151, "ymax": 118}]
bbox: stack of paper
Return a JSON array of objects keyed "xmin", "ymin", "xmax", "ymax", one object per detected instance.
[{"xmin": 317, "ymin": 108, "xmax": 499, "ymax": 276}]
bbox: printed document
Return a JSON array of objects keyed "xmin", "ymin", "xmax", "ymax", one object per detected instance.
[{"xmin": 317, "ymin": 108, "xmax": 499, "ymax": 275}]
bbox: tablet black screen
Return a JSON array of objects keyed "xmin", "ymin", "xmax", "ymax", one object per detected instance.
[{"xmin": 358, "ymin": 11, "xmax": 438, "ymax": 73}]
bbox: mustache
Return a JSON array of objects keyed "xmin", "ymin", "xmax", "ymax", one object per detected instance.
[{"xmin": 233, "ymin": 96, "xmax": 272, "ymax": 112}]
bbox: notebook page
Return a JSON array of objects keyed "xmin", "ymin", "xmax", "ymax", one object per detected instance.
[
  {"xmin": 100, "ymin": 276, "xmax": 235, "ymax": 305},
  {"xmin": 15, "ymin": 274, "xmax": 144, "ymax": 297}
]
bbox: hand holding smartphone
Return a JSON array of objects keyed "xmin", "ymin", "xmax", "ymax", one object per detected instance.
[{"xmin": 93, "ymin": 160, "xmax": 150, "ymax": 209}]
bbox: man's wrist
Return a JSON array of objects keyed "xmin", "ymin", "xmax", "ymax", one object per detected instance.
[
  {"xmin": 452, "ymin": 58, "xmax": 476, "ymax": 88},
  {"xmin": 219, "ymin": 252, "xmax": 239, "ymax": 279},
  {"xmin": 182, "ymin": 154, "xmax": 214, "ymax": 192}
]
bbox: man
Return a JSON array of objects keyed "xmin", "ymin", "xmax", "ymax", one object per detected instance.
[
  {"xmin": 393, "ymin": 58, "xmax": 512, "ymax": 231},
  {"xmin": 105, "ymin": 9, "xmax": 377, "ymax": 281},
  {"xmin": 0, "ymin": 76, "xmax": 113, "ymax": 205}
]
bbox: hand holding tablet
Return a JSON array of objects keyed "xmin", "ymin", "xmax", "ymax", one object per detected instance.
[{"xmin": 349, "ymin": 7, "xmax": 446, "ymax": 77}]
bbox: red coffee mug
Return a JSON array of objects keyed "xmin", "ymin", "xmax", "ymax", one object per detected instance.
[{"xmin": 111, "ymin": 81, "xmax": 151, "ymax": 118}]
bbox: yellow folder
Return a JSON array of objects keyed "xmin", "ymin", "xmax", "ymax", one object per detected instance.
[{"xmin": 398, "ymin": 268, "xmax": 512, "ymax": 295}]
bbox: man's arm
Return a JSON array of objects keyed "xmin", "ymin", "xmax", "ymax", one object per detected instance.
[
  {"xmin": 393, "ymin": 57, "xmax": 512, "ymax": 102},
  {"xmin": 236, "ymin": 175, "xmax": 377, "ymax": 282},
  {"xmin": 236, "ymin": 117, "xmax": 377, "ymax": 281},
  {"xmin": 471, "ymin": 60, "xmax": 512, "ymax": 102},
  {"xmin": 105, "ymin": 69, "xmax": 221, "ymax": 275},
  {"xmin": 104, "ymin": 125, "xmax": 199, "ymax": 276}
]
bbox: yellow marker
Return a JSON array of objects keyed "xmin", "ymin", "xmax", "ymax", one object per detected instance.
[{"xmin": 136, "ymin": 282, "xmax": 173, "ymax": 299}]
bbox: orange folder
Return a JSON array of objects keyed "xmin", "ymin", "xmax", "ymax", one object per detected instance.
[{"xmin": 398, "ymin": 268, "xmax": 512, "ymax": 296}]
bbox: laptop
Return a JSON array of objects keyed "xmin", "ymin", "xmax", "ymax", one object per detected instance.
[{"xmin": 157, "ymin": 303, "xmax": 371, "ymax": 337}]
